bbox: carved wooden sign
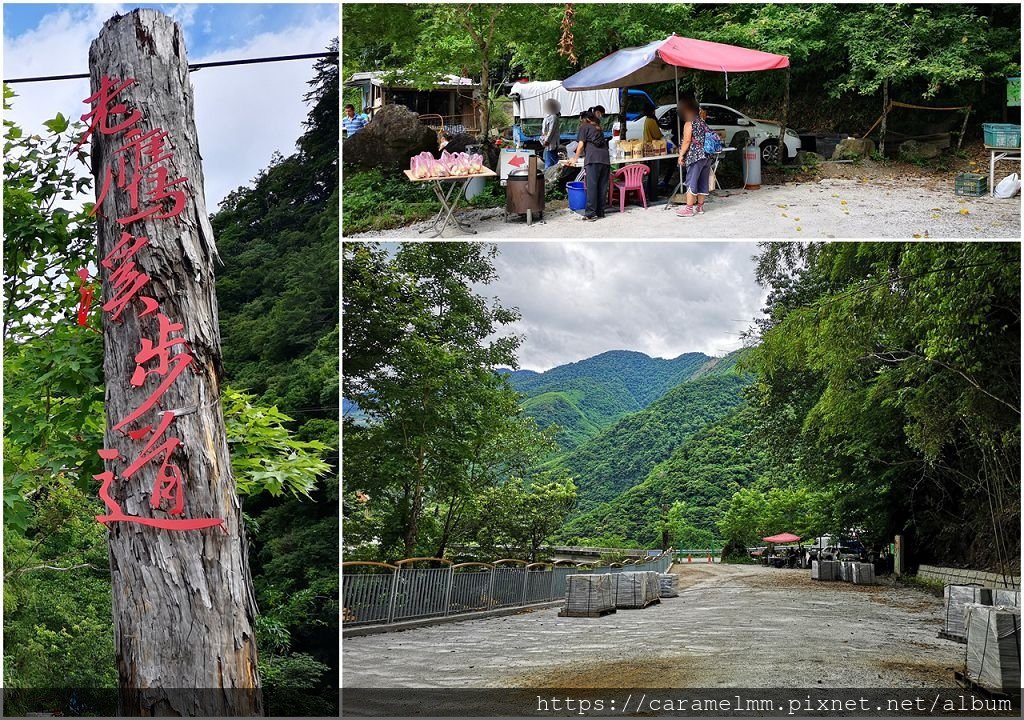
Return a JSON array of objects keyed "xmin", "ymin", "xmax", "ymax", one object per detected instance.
[{"xmin": 79, "ymin": 74, "xmax": 223, "ymax": 532}]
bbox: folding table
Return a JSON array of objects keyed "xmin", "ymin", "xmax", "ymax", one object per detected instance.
[
  {"xmin": 985, "ymin": 145, "xmax": 1021, "ymax": 197},
  {"xmin": 403, "ymin": 167, "xmax": 497, "ymax": 237}
]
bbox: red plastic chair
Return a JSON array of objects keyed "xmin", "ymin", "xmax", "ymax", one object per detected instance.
[{"xmin": 610, "ymin": 164, "xmax": 649, "ymax": 212}]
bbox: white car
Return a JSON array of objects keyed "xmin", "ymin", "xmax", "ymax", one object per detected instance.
[{"xmin": 626, "ymin": 102, "xmax": 801, "ymax": 163}]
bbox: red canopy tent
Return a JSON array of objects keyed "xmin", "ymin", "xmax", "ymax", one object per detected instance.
[
  {"xmin": 762, "ymin": 532, "xmax": 802, "ymax": 544},
  {"xmin": 658, "ymin": 36, "xmax": 789, "ymax": 74},
  {"xmin": 563, "ymin": 34, "xmax": 791, "ymax": 153}
]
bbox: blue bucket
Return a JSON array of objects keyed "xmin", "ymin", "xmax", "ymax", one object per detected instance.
[{"xmin": 566, "ymin": 181, "xmax": 586, "ymax": 211}]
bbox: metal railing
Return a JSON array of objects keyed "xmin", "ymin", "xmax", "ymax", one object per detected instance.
[
  {"xmin": 418, "ymin": 113, "xmax": 475, "ymax": 135},
  {"xmin": 343, "ymin": 550, "xmax": 674, "ymax": 628}
]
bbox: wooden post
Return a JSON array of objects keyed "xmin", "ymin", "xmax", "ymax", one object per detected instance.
[
  {"xmin": 880, "ymin": 78, "xmax": 889, "ymax": 157},
  {"xmin": 619, "ymin": 87, "xmax": 628, "ymax": 140},
  {"xmin": 386, "ymin": 568, "xmax": 400, "ymax": 623},
  {"xmin": 86, "ymin": 10, "xmax": 261, "ymax": 715},
  {"xmin": 777, "ymin": 66, "xmax": 790, "ymax": 167},
  {"xmin": 958, "ymin": 106, "xmax": 971, "ymax": 151},
  {"xmin": 443, "ymin": 566, "xmax": 454, "ymax": 616}
]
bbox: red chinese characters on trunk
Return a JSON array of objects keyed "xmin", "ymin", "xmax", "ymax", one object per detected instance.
[{"xmin": 80, "ymin": 75, "xmax": 223, "ymax": 532}]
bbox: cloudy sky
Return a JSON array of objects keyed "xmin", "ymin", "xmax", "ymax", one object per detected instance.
[
  {"xmin": 3, "ymin": 3, "xmax": 337, "ymax": 208},
  {"xmin": 480, "ymin": 242, "xmax": 768, "ymax": 371}
]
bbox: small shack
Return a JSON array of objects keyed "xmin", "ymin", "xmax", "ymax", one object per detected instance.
[{"xmin": 345, "ymin": 71, "xmax": 480, "ymax": 134}]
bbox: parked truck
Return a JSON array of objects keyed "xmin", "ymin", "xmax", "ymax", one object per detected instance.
[{"xmin": 508, "ymin": 80, "xmax": 658, "ymax": 151}]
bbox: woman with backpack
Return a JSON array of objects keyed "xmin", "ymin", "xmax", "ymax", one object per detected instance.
[
  {"xmin": 571, "ymin": 110, "xmax": 610, "ymax": 221},
  {"xmin": 675, "ymin": 97, "xmax": 720, "ymax": 218}
]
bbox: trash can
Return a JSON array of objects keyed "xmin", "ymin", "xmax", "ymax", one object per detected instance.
[{"xmin": 567, "ymin": 181, "xmax": 586, "ymax": 211}]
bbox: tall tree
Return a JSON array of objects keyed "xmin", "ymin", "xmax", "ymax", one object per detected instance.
[{"xmin": 343, "ymin": 242, "xmax": 556, "ymax": 559}]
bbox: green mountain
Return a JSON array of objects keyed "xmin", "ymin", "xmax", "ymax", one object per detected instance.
[
  {"xmin": 505, "ymin": 350, "xmax": 711, "ymax": 449},
  {"xmin": 545, "ymin": 356, "xmax": 752, "ymax": 513},
  {"xmin": 556, "ymin": 406, "xmax": 767, "ymax": 546}
]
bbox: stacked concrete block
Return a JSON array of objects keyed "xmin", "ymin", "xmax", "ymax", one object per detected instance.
[
  {"xmin": 612, "ymin": 571, "xmax": 656, "ymax": 609},
  {"xmin": 561, "ymin": 574, "xmax": 615, "ymax": 617},
  {"xmin": 964, "ymin": 603, "xmax": 1021, "ymax": 691},
  {"xmin": 643, "ymin": 571, "xmax": 660, "ymax": 604},
  {"xmin": 811, "ymin": 560, "xmax": 838, "ymax": 581},
  {"xmin": 852, "ymin": 562, "xmax": 877, "ymax": 585},
  {"xmin": 993, "ymin": 589, "xmax": 1020, "ymax": 608},
  {"xmin": 944, "ymin": 585, "xmax": 992, "ymax": 641},
  {"xmin": 658, "ymin": 573, "xmax": 679, "ymax": 598}
]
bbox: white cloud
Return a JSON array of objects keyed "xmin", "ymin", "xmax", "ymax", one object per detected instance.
[
  {"xmin": 3, "ymin": 5, "xmax": 336, "ymax": 210},
  {"xmin": 481, "ymin": 242, "xmax": 768, "ymax": 371},
  {"xmin": 167, "ymin": 4, "xmax": 198, "ymax": 29}
]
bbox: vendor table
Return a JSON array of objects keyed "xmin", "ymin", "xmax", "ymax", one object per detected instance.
[
  {"xmin": 403, "ymin": 167, "xmax": 497, "ymax": 237},
  {"xmin": 985, "ymin": 145, "xmax": 1021, "ymax": 197},
  {"xmin": 567, "ymin": 153, "xmax": 678, "ymax": 183},
  {"xmin": 567, "ymin": 150, "xmax": 736, "ymax": 209}
]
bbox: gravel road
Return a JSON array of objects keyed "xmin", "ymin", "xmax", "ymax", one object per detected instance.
[
  {"xmin": 342, "ymin": 564, "xmax": 963, "ymax": 689},
  {"xmin": 347, "ymin": 177, "xmax": 1019, "ymax": 240}
]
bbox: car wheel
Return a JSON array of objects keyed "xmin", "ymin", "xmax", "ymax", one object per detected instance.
[{"xmin": 760, "ymin": 139, "xmax": 783, "ymax": 164}]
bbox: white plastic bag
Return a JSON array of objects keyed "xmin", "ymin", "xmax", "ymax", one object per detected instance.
[{"xmin": 993, "ymin": 173, "xmax": 1021, "ymax": 199}]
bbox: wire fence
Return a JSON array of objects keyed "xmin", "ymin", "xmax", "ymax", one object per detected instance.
[{"xmin": 342, "ymin": 551, "xmax": 674, "ymax": 628}]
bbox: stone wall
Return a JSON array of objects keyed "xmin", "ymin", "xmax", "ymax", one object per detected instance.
[{"xmin": 917, "ymin": 564, "xmax": 1020, "ymax": 589}]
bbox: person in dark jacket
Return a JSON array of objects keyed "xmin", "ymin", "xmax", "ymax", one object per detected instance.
[{"xmin": 571, "ymin": 111, "xmax": 610, "ymax": 220}]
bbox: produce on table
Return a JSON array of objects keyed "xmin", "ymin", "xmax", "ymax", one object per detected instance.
[{"xmin": 409, "ymin": 150, "xmax": 485, "ymax": 179}]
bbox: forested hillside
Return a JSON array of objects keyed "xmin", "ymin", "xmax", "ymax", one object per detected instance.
[
  {"xmin": 557, "ymin": 406, "xmax": 767, "ymax": 547},
  {"xmin": 507, "ymin": 350, "xmax": 710, "ymax": 449},
  {"xmin": 213, "ymin": 48, "xmax": 339, "ymax": 702},
  {"xmin": 546, "ymin": 358, "xmax": 750, "ymax": 512}
]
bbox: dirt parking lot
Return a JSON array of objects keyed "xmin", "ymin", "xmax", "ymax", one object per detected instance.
[
  {"xmin": 342, "ymin": 564, "xmax": 963, "ymax": 688},
  {"xmin": 348, "ymin": 177, "xmax": 1020, "ymax": 239}
]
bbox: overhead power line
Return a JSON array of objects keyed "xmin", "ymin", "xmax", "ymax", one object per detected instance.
[{"xmin": 4, "ymin": 51, "xmax": 338, "ymax": 85}]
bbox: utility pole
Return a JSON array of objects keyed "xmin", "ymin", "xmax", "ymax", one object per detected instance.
[{"xmin": 84, "ymin": 9, "xmax": 262, "ymax": 715}]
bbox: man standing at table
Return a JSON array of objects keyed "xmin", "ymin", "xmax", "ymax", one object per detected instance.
[
  {"xmin": 344, "ymin": 104, "xmax": 368, "ymax": 137},
  {"xmin": 539, "ymin": 98, "xmax": 561, "ymax": 169}
]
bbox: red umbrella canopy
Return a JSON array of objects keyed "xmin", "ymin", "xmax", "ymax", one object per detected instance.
[
  {"xmin": 762, "ymin": 532, "xmax": 802, "ymax": 543},
  {"xmin": 658, "ymin": 36, "xmax": 790, "ymax": 72}
]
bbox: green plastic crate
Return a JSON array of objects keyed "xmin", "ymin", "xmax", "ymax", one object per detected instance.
[
  {"xmin": 982, "ymin": 123, "xmax": 1021, "ymax": 149},
  {"xmin": 955, "ymin": 173, "xmax": 988, "ymax": 196}
]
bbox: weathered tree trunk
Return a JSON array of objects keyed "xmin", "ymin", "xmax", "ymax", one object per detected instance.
[
  {"xmin": 403, "ymin": 448, "xmax": 425, "ymax": 556},
  {"xmin": 88, "ymin": 10, "xmax": 262, "ymax": 715},
  {"xmin": 479, "ymin": 61, "xmax": 491, "ymax": 140}
]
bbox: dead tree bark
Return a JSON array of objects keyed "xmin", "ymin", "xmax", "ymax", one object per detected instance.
[{"xmin": 87, "ymin": 10, "xmax": 262, "ymax": 715}]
